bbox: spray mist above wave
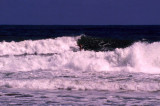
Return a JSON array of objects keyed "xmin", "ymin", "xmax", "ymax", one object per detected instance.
[{"xmin": 0, "ymin": 36, "xmax": 159, "ymax": 74}]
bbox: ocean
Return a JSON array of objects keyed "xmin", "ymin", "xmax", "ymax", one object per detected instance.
[{"xmin": 0, "ymin": 25, "xmax": 160, "ymax": 105}]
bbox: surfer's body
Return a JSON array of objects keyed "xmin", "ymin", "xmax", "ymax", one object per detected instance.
[{"xmin": 78, "ymin": 44, "xmax": 82, "ymax": 51}]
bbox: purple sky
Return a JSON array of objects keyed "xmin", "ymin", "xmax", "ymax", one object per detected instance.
[{"xmin": 0, "ymin": 0, "xmax": 160, "ymax": 25}]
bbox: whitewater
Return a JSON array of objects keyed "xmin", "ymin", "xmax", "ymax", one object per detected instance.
[
  {"xmin": 1, "ymin": 35, "xmax": 160, "ymax": 105},
  {"xmin": 0, "ymin": 36, "xmax": 160, "ymax": 89},
  {"xmin": 0, "ymin": 36, "xmax": 160, "ymax": 73}
]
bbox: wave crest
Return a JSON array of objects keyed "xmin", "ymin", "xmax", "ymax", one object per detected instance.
[{"xmin": 0, "ymin": 36, "xmax": 159, "ymax": 74}]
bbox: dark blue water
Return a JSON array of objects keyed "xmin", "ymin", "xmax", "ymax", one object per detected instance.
[{"xmin": 1, "ymin": 25, "xmax": 160, "ymax": 41}]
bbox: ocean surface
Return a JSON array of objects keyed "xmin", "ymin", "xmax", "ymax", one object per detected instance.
[{"xmin": 0, "ymin": 25, "xmax": 160, "ymax": 105}]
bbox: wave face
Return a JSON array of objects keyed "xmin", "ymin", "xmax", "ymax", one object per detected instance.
[
  {"xmin": 0, "ymin": 36, "xmax": 160, "ymax": 91},
  {"xmin": 77, "ymin": 35, "xmax": 135, "ymax": 51}
]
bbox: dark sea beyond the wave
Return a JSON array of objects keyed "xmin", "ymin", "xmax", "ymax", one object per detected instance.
[{"xmin": 0, "ymin": 25, "xmax": 160, "ymax": 105}]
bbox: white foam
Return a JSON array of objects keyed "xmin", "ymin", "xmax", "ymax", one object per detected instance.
[
  {"xmin": 0, "ymin": 36, "xmax": 80, "ymax": 55},
  {"xmin": 0, "ymin": 78, "xmax": 160, "ymax": 91},
  {"xmin": 0, "ymin": 37, "xmax": 160, "ymax": 91},
  {"xmin": 0, "ymin": 37, "xmax": 160, "ymax": 74}
]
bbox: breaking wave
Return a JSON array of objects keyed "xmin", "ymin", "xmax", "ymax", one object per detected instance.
[
  {"xmin": 0, "ymin": 35, "xmax": 160, "ymax": 91},
  {"xmin": 0, "ymin": 36, "xmax": 159, "ymax": 73}
]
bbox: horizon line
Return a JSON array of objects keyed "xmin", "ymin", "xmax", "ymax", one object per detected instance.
[{"xmin": 0, "ymin": 24, "xmax": 160, "ymax": 26}]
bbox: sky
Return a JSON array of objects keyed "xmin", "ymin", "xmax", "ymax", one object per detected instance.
[{"xmin": 0, "ymin": 0, "xmax": 160, "ymax": 25}]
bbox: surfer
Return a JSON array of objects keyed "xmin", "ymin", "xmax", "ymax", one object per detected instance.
[{"xmin": 78, "ymin": 44, "xmax": 82, "ymax": 51}]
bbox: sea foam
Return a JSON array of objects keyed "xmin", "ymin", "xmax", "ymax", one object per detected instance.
[
  {"xmin": 0, "ymin": 36, "xmax": 160, "ymax": 91},
  {"xmin": 0, "ymin": 36, "xmax": 159, "ymax": 74}
]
